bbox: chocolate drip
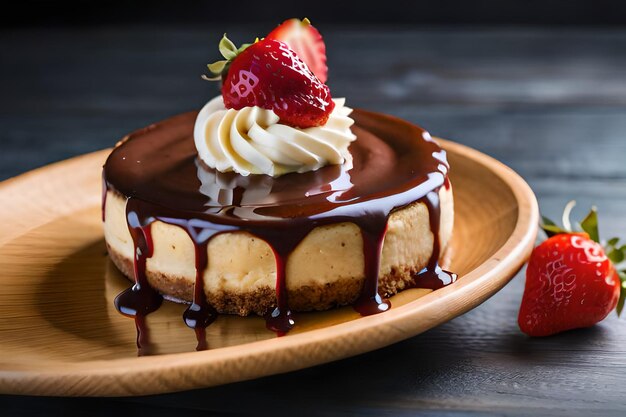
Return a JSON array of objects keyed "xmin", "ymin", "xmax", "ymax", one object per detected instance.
[
  {"xmin": 179, "ymin": 222, "xmax": 223, "ymax": 350},
  {"xmin": 182, "ymin": 237, "xmax": 215, "ymax": 351},
  {"xmin": 264, "ymin": 246, "xmax": 294, "ymax": 335},
  {"xmin": 101, "ymin": 172, "xmax": 107, "ymax": 222},
  {"xmin": 134, "ymin": 314, "xmax": 155, "ymax": 356},
  {"xmin": 113, "ymin": 199, "xmax": 163, "ymax": 353},
  {"xmin": 353, "ymin": 217, "xmax": 391, "ymax": 315},
  {"xmin": 105, "ymin": 109, "xmax": 455, "ymax": 343},
  {"xmin": 410, "ymin": 191, "xmax": 457, "ymax": 290},
  {"xmin": 114, "ymin": 200, "xmax": 163, "ymax": 317},
  {"xmin": 194, "ymin": 327, "xmax": 208, "ymax": 352},
  {"xmin": 247, "ymin": 228, "xmax": 312, "ymax": 333}
]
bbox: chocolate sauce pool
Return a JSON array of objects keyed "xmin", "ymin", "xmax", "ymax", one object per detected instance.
[{"xmin": 103, "ymin": 109, "xmax": 455, "ymax": 346}]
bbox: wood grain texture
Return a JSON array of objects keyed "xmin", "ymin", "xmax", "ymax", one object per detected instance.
[
  {"xmin": 1, "ymin": 25, "xmax": 626, "ymax": 415},
  {"xmin": 0, "ymin": 139, "xmax": 537, "ymax": 396}
]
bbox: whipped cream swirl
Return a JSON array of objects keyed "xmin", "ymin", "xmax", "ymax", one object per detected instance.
[{"xmin": 193, "ymin": 96, "xmax": 356, "ymax": 177}]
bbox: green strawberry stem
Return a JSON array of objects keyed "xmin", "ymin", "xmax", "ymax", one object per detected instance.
[
  {"xmin": 618, "ymin": 272, "xmax": 626, "ymax": 315},
  {"xmin": 202, "ymin": 34, "xmax": 255, "ymax": 81},
  {"xmin": 541, "ymin": 200, "xmax": 626, "ymax": 315}
]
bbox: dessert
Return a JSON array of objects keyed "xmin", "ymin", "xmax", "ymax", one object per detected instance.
[{"xmin": 103, "ymin": 19, "xmax": 455, "ymax": 337}]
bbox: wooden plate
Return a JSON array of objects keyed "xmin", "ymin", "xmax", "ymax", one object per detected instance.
[{"xmin": 0, "ymin": 139, "xmax": 538, "ymax": 396}]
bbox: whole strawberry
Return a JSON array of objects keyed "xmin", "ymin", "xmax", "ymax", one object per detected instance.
[
  {"xmin": 204, "ymin": 33, "xmax": 334, "ymax": 128},
  {"xmin": 519, "ymin": 202, "xmax": 625, "ymax": 337}
]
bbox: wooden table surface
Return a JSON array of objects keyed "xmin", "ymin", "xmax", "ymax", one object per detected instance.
[{"xmin": 1, "ymin": 25, "xmax": 626, "ymax": 416}]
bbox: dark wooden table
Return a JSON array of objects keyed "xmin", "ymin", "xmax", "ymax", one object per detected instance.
[{"xmin": 2, "ymin": 25, "xmax": 626, "ymax": 416}]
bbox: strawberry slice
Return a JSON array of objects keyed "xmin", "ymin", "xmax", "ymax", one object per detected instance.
[{"xmin": 267, "ymin": 18, "xmax": 328, "ymax": 84}]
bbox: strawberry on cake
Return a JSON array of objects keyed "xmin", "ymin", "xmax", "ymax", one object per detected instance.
[{"xmin": 103, "ymin": 18, "xmax": 455, "ymax": 335}]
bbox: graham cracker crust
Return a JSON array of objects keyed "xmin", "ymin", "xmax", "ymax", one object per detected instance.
[{"xmin": 107, "ymin": 243, "xmax": 439, "ymax": 316}]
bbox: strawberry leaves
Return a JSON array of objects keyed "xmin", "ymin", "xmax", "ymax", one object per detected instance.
[
  {"xmin": 203, "ymin": 34, "xmax": 254, "ymax": 81},
  {"xmin": 540, "ymin": 215, "xmax": 568, "ymax": 237},
  {"xmin": 617, "ymin": 272, "xmax": 626, "ymax": 316},
  {"xmin": 541, "ymin": 201, "xmax": 599, "ymax": 242},
  {"xmin": 606, "ymin": 238, "xmax": 626, "ymax": 264},
  {"xmin": 580, "ymin": 206, "xmax": 600, "ymax": 243},
  {"xmin": 604, "ymin": 237, "xmax": 626, "ymax": 315},
  {"xmin": 606, "ymin": 238, "xmax": 626, "ymax": 316},
  {"xmin": 218, "ymin": 35, "xmax": 239, "ymax": 60},
  {"xmin": 540, "ymin": 201, "xmax": 626, "ymax": 317}
]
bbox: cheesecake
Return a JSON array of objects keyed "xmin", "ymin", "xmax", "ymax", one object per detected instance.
[{"xmin": 102, "ymin": 19, "xmax": 455, "ymax": 334}]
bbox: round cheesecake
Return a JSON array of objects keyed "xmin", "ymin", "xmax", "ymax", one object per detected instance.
[{"xmin": 103, "ymin": 109, "xmax": 454, "ymax": 326}]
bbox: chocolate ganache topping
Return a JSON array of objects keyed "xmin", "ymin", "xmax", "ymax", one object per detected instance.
[{"xmin": 103, "ymin": 108, "xmax": 455, "ymax": 345}]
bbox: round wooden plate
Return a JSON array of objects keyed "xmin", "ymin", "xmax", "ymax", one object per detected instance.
[{"xmin": 0, "ymin": 139, "xmax": 538, "ymax": 396}]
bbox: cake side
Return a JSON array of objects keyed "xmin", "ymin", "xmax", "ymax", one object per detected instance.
[{"xmin": 104, "ymin": 185, "xmax": 453, "ymax": 316}]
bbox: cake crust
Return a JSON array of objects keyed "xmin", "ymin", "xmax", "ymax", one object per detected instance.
[{"xmin": 107, "ymin": 242, "xmax": 448, "ymax": 316}]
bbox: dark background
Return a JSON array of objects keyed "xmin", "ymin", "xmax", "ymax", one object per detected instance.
[
  {"xmin": 5, "ymin": 0, "xmax": 626, "ymax": 28},
  {"xmin": 3, "ymin": 1, "xmax": 626, "ymax": 416}
]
